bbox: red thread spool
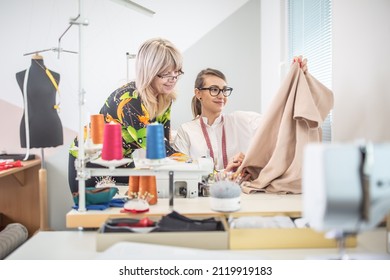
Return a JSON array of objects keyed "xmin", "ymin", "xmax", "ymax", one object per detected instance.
[{"xmin": 101, "ymin": 122, "xmax": 123, "ymax": 160}]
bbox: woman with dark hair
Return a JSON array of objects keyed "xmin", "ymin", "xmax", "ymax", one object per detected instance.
[
  {"xmin": 173, "ymin": 57, "xmax": 307, "ymax": 172},
  {"xmin": 173, "ymin": 68, "xmax": 262, "ymax": 172}
]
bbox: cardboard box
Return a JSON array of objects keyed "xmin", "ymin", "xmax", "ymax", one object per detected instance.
[
  {"xmin": 96, "ymin": 215, "xmax": 228, "ymax": 252},
  {"xmin": 228, "ymin": 215, "xmax": 357, "ymax": 249}
]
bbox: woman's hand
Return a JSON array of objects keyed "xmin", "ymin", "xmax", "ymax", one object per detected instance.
[
  {"xmin": 293, "ymin": 55, "xmax": 308, "ymax": 74},
  {"xmin": 225, "ymin": 152, "xmax": 245, "ymax": 172}
]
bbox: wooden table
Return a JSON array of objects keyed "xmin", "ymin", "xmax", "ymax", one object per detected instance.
[
  {"xmin": 0, "ymin": 159, "xmax": 41, "ymax": 237},
  {"xmin": 66, "ymin": 193, "xmax": 303, "ymax": 228}
]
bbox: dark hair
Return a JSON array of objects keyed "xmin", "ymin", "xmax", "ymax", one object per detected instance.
[{"xmin": 191, "ymin": 68, "xmax": 227, "ymax": 118}]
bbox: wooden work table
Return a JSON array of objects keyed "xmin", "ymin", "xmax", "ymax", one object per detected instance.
[
  {"xmin": 66, "ymin": 193, "xmax": 303, "ymax": 228},
  {"xmin": 0, "ymin": 159, "xmax": 41, "ymax": 236}
]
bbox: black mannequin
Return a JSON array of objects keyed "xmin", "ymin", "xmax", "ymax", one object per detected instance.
[{"xmin": 16, "ymin": 54, "xmax": 63, "ymax": 148}]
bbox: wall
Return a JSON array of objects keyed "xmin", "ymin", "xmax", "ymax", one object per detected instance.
[
  {"xmin": 260, "ymin": 0, "xmax": 288, "ymax": 112},
  {"xmin": 332, "ymin": 0, "xmax": 390, "ymax": 142},
  {"xmin": 0, "ymin": 0, "xmax": 253, "ymax": 131},
  {"xmin": 172, "ymin": 0, "xmax": 261, "ymax": 127}
]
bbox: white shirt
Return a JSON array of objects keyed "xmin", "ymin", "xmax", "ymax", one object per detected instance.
[{"xmin": 173, "ymin": 111, "xmax": 262, "ymax": 170}]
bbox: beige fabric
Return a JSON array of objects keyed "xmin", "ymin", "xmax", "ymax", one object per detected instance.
[{"xmin": 237, "ymin": 62, "xmax": 334, "ymax": 194}]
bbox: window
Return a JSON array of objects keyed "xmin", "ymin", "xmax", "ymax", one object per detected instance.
[{"xmin": 288, "ymin": 0, "xmax": 332, "ymax": 142}]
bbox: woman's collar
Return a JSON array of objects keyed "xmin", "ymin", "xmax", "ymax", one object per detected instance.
[{"xmin": 200, "ymin": 113, "xmax": 224, "ymax": 126}]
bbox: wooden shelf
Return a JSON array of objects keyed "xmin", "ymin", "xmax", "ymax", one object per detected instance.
[{"xmin": 0, "ymin": 159, "xmax": 41, "ymax": 237}]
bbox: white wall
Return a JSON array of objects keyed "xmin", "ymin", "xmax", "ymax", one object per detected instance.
[
  {"xmin": 260, "ymin": 0, "xmax": 288, "ymax": 112},
  {"xmin": 0, "ymin": 0, "xmax": 251, "ymax": 131},
  {"xmin": 172, "ymin": 0, "xmax": 262, "ymax": 127},
  {"xmin": 332, "ymin": 0, "xmax": 390, "ymax": 142}
]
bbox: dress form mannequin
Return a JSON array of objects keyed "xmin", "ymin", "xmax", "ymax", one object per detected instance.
[
  {"xmin": 16, "ymin": 54, "xmax": 63, "ymax": 148},
  {"xmin": 15, "ymin": 54, "xmax": 63, "ymax": 231}
]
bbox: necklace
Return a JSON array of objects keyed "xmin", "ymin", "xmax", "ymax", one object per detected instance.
[
  {"xmin": 33, "ymin": 59, "xmax": 61, "ymax": 112},
  {"xmin": 199, "ymin": 115, "xmax": 228, "ymax": 169}
]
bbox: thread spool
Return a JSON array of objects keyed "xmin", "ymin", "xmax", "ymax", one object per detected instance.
[
  {"xmin": 146, "ymin": 123, "xmax": 166, "ymax": 159},
  {"xmin": 101, "ymin": 122, "xmax": 123, "ymax": 160},
  {"xmin": 138, "ymin": 176, "xmax": 158, "ymax": 205},
  {"xmin": 83, "ymin": 125, "xmax": 89, "ymax": 141},
  {"xmin": 128, "ymin": 175, "xmax": 140, "ymax": 196},
  {"xmin": 90, "ymin": 114, "xmax": 105, "ymax": 144}
]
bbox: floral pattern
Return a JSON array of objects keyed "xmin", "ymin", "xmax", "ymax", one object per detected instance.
[{"xmin": 69, "ymin": 81, "xmax": 176, "ymax": 159}]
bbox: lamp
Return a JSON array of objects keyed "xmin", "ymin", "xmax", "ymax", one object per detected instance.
[{"xmin": 110, "ymin": 0, "xmax": 155, "ymax": 16}]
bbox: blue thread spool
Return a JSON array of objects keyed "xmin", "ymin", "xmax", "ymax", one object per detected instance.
[{"xmin": 146, "ymin": 123, "xmax": 166, "ymax": 159}]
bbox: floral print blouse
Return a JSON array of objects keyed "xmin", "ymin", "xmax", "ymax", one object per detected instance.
[{"xmin": 70, "ymin": 81, "xmax": 177, "ymax": 159}]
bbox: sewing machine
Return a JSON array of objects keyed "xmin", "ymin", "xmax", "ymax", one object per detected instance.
[
  {"xmin": 134, "ymin": 156, "xmax": 214, "ymax": 199},
  {"xmin": 155, "ymin": 173, "xmax": 202, "ymax": 198},
  {"xmin": 303, "ymin": 142, "xmax": 390, "ymax": 257}
]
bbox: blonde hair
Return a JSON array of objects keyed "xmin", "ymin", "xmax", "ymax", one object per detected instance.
[
  {"xmin": 191, "ymin": 68, "xmax": 227, "ymax": 119},
  {"xmin": 135, "ymin": 38, "xmax": 183, "ymax": 120}
]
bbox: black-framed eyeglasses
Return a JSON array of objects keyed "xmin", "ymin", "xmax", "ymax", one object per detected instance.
[
  {"xmin": 157, "ymin": 70, "xmax": 184, "ymax": 81},
  {"xmin": 198, "ymin": 86, "xmax": 233, "ymax": 97}
]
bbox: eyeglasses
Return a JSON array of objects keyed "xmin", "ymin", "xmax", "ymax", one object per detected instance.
[
  {"xmin": 157, "ymin": 71, "xmax": 184, "ymax": 82},
  {"xmin": 198, "ymin": 86, "xmax": 233, "ymax": 97}
]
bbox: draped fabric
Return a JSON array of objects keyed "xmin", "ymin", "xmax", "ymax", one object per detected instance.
[{"xmin": 237, "ymin": 62, "xmax": 334, "ymax": 194}]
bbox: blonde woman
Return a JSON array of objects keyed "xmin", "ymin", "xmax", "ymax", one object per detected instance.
[{"xmin": 68, "ymin": 38, "xmax": 183, "ymax": 194}]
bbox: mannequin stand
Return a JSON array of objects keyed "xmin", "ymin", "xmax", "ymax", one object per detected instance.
[{"xmin": 39, "ymin": 148, "xmax": 49, "ymax": 231}]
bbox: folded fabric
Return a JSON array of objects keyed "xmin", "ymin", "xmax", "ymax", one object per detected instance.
[
  {"xmin": 109, "ymin": 198, "xmax": 127, "ymax": 207},
  {"xmin": 152, "ymin": 211, "xmax": 224, "ymax": 232},
  {"xmin": 101, "ymin": 224, "xmax": 156, "ymax": 233},
  {"xmin": 100, "ymin": 217, "xmax": 156, "ymax": 233},
  {"xmin": 237, "ymin": 62, "xmax": 334, "ymax": 194},
  {"xmin": 73, "ymin": 204, "xmax": 109, "ymax": 211},
  {"xmin": 99, "ymin": 212, "xmax": 224, "ymax": 233},
  {"xmin": 72, "ymin": 197, "xmax": 126, "ymax": 210},
  {"xmin": 0, "ymin": 160, "xmax": 23, "ymax": 171},
  {"xmin": 229, "ymin": 216, "xmax": 296, "ymax": 229}
]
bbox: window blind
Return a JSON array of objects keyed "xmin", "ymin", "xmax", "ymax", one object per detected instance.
[{"xmin": 288, "ymin": 0, "xmax": 332, "ymax": 142}]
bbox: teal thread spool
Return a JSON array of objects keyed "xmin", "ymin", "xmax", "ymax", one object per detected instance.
[{"xmin": 146, "ymin": 123, "xmax": 166, "ymax": 159}]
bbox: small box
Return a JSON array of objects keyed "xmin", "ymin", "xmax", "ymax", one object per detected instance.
[
  {"xmin": 228, "ymin": 215, "xmax": 357, "ymax": 250},
  {"xmin": 96, "ymin": 214, "xmax": 228, "ymax": 252}
]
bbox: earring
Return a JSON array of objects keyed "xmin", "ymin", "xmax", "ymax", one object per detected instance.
[{"xmin": 198, "ymin": 97, "xmax": 202, "ymax": 101}]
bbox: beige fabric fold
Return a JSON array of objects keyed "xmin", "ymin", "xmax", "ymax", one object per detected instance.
[{"xmin": 237, "ymin": 62, "xmax": 334, "ymax": 194}]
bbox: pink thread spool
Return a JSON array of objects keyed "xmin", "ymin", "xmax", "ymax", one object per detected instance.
[{"xmin": 101, "ymin": 122, "xmax": 123, "ymax": 160}]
